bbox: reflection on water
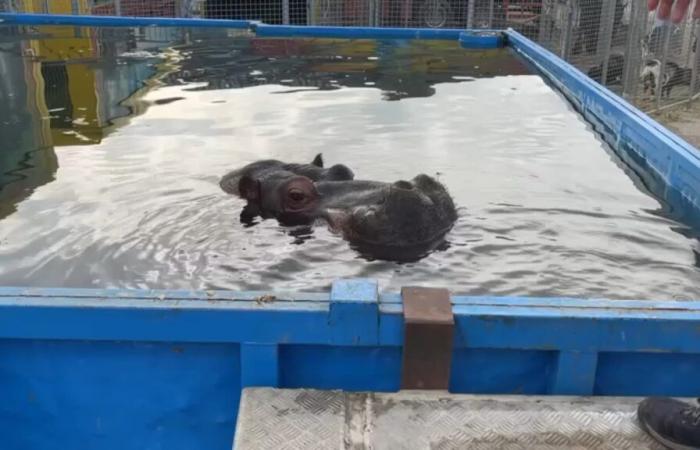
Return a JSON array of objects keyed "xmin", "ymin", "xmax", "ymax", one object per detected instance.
[
  {"xmin": 0, "ymin": 25, "xmax": 698, "ymax": 299},
  {"xmin": 165, "ymin": 31, "xmax": 530, "ymax": 100},
  {"xmin": 0, "ymin": 25, "xmax": 176, "ymax": 219}
]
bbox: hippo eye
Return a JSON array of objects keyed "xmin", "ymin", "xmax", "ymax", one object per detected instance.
[
  {"xmin": 288, "ymin": 189, "xmax": 306, "ymax": 203},
  {"xmin": 285, "ymin": 188, "xmax": 312, "ymax": 212},
  {"xmin": 281, "ymin": 178, "xmax": 317, "ymax": 214}
]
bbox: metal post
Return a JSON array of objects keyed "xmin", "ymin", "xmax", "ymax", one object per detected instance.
[
  {"xmin": 368, "ymin": 0, "xmax": 377, "ymax": 26},
  {"xmin": 690, "ymin": 20, "xmax": 700, "ymax": 104},
  {"xmin": 488, "ymin": 0, "xmax": 495, "ymax": 28},
  {"xmin": 537, "ymin": 1, "xmax": 550, "ymax": 44},
  {"xmin": 656, "ymin": 23, "xmax": 673, "ymax": 109},
  {"xmin": 680, "ymin": 14, "xmax": 692, "ymax": 66},
  {"xmin": 596, "ymin": 0, "xmax": 615, "ymax": 55},
  {"xmin": 561, "ymin": 2, "xmax": 575, "ymax": 60},
  {"xmin": 114, "ymin": 0, "xmax": 122, "ymax": 16},
  {"xmin": 598, "ymin": 0, "xmax": 617, "ymax": 85},
  {"xmin": 308, "ymin": 0, "xmax": 316, "ymax": 25},
  {"xmin": 282, "ymin": 0, "xmax": 290, "ymax": 24},
  {"xmin": 467, "ymin": 0, "xmax": 475, "ymax": 29},
  {"xmin": 621, "ymin": 0, "xmax": 647, "ymax": 100}
]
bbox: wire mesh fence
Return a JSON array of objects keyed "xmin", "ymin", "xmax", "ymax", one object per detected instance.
[{"xmin": 2, "ymin": 0, "xmax": 699, "ymax": 113}]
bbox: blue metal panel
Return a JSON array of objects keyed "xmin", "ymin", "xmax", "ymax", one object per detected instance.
[
  {"xmin": 278, "ymin": 344, "xmax": 401, "ymax": 392},
  {"xmin": 0, "ymin": 285, "xmax": 329, "ymax": 301},
  {"xmin": 506, "ymin": 29, "xmax": 700, "ymax": 223},
  {"xmin": 595, "ymin": 352, "xmax": 700, "ymax": 396},
  {"xmin": 241, "ymin": 343, "xmax": 279, "ymax": 388},
  {"xmin": 0, "ymin": 339, "xmax": 241, "ymax": 450},
  {"xmin": 451, "ymin": 295, "xmax": 700, "ymax": 310},
  {"xmin": 449, "ymin": 348, "xmax": 558, "ymax": 394},
  {"xmin": 451, "ymin": 307, "xmax": 700, "ymax": 353},
  {"xmin": 551, "ymin": 351, "xmax": 598, "ymax": 395},
  {"xmin": 0, "ymin": 12, "xmax": 252, "ymax": 28},
  {"xmin": 0, "ymin": 297, "xmax": 332, "ymax": 344},
  {"xmin": 2, "ymin": 291, "xmax": 700, "ymax": 351},
  {"xmin": 329, "ymin": 279, "xmax": 379, "ymax": 345}
]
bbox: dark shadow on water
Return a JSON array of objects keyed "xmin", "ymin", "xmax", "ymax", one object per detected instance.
[
  {"xmin": 286, "ymin": 226, "xmax": 316, "ymax": 245},
  {"xmin": 350, "ymin": 238, "xmax": 452, "ymax": 263}
]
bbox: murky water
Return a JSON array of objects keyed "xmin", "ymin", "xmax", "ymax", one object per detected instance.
[{"xmin": 0, "ymin": 25, "xmax": 698, "ymax": 299}]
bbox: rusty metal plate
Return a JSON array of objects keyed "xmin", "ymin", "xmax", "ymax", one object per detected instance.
[{"xmin": 401, "ymin": 286, "xmax": 453, "ymax": 390}]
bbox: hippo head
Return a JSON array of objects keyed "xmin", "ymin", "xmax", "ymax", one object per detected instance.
[
  {"xmin": 234, "ymin": 171, "xmax": 458, "ymax": 260},
  {"xmin": 219, "ymin": 153, "xmax": 354, "ymax": 197},
  {"xmin": 220, "ymin": 154, "xmax": 354, "ymax": 223},
  {"xmin": 237, "ymin": 173, "xmax": 321, "ymax": 225}
]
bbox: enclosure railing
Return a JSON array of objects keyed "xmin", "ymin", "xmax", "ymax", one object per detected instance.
[{"xmin": 1, "ymin": 0, "xmax": 698, "ymax": 113}]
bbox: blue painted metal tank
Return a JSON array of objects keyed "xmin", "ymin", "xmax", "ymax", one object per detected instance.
[{"xmin": 0, "ymin": 13, "xmax": 699, "ymax": 450}]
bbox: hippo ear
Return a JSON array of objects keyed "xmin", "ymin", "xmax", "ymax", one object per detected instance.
[
  {"xmin": 238, "ymin": 175, "xmax": 260, "ymax": 201},
  {"xmin": 311, "ymin": 153, "xmax": 323, "ymax": 168}
]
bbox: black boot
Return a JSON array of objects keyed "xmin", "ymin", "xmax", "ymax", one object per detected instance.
[{"xmin": 638, "ymin": 397, "xmax": 700, "ymax": 449}]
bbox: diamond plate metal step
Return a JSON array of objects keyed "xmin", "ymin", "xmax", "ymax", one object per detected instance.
[{"xmin": 234, "ymin": 388, "xmax": 669, "ymax": 449}]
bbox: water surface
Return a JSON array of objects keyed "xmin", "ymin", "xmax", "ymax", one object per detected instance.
[{"xmin": 0, "ymin": 26, "xmax": 698, "ymax": 299}]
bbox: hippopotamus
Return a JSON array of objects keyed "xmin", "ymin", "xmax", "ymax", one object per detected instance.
[
  {"xmin": 221, "ymin": 157, "xmax": 457, "ymax": 261},
  {"xmin": 220, "ymin": 154, "xmax": 355, "ymax": 224}
]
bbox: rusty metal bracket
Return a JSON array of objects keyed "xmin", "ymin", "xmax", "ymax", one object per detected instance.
[{"xmin": 400, "ymin": 286, "xmax": 454, "ymax": 390}]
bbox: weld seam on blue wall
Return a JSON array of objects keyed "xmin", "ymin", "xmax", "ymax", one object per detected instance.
[{"xmin": 0, "ymin": 13, "xmax": 252, "ymax": 28}]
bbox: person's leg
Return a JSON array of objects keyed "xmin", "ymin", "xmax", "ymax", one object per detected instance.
[{"xmin": 637, "ymin": 397, "xmax": 700, "ymax": 449}]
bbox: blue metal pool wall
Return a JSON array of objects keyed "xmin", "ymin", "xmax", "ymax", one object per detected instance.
[
  {"xmin": 0, "ymin": 13, "xmax": 502, "ymax": 44},
  {"xmin": 1, "ymin": 280, "xmax": 700, "ymax": 450},
  {"xmin": 0, "ymin": 12, "xmax": 253, "ymax": 28}
]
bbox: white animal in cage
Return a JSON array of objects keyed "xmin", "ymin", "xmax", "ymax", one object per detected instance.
[
  {"xmin": 641, "ymin": 59, "xmax": 693, "ymax": 98},
  {"xmin": 641, "ymin": 60, "xmax": 663, "ymax": 95}
]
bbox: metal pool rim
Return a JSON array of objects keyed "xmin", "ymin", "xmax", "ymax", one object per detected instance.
[
  {"xmin": 1, "ymin": 279, "xmax": 700, "ymax": 397},
  {"xmin": 0, "ymin": 13, "xmax": 502, "ymax": 44}
]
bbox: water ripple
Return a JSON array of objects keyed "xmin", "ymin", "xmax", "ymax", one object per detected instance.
[{"xmin": 0, "ymin": 37, "xmax": 698, "ymax": 300}]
